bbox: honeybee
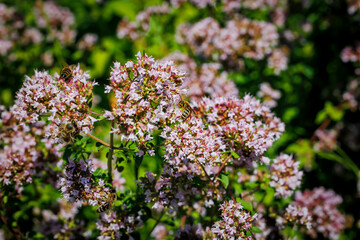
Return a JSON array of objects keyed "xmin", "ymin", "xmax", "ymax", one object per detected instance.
[
  {"xmin": 59, "ymin": 120, "xmax": 78, "ymax": 143},
  {"xmin": 97, "ymin": 188, "xmax": 117, "ymax": 213},
  {"xmin": 178, "ymin": 100, "xmax": 193, "ymax": 121},
  {"xmin": 60, "ymin": 62, "xmax": 76, "ymax": 83}
]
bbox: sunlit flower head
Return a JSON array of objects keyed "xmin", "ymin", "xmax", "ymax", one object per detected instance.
[
  {"xmin": 197, "ymin": 96, "xmax": 285, "ymax": 165},
  {"xmin": 211, "ymin": 200, "xmax": 257, "ymax": 239},
  {"xmin": 269, "ymin": 154, "xmax": 303, "ymax": 198},
  {"xmin": 107, "ymin": 52, "xmax": 186, "ymax": 148},
  {"xmin": 285, "ymin": 187, "xmax": 345, "ymax": 240}
]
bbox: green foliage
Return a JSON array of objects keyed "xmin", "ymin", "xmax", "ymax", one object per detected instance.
[
  {"xmin": 219, "ymin": 174, "xmax": 229, "ymax": 189},
  {"xmin": 316, "ymin": 101, "xmax": 344, "ymax": 124}
]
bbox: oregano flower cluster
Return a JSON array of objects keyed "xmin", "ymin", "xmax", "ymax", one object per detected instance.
[
  {"xmin": 12, "ymin": 65, "xmax": 97, "ymax": 143},
  {"xmin": 1, "ymin": 52, "xmax": 346, "ymax": 239}
]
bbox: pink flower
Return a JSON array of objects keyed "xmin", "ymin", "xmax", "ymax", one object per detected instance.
[
  {"xmin": 177, "ymin": 16, "xmax": 279, "ymax": 68},
  {"xmin": 117, "ymin": 3, "xmax": 169, "ymax": 40},
  {"xmin": 269, "ymin": 154, "xmax": 303, "ymax": 198},
  {"xmin": 257, "ymin": 82, "xmax": 281, "ymax": 108},
  {"xmin": 211, "ymin": 200, "xmax": 257, "ymax": 239},
  {"xmin": 285, "ymin": 187, "xmax": 345, "ymax": 239},
  {"xmin": 162, "ymin": 117, "xmax": 225, "ymax": 175},
  {"xmin": 162, "ymin": 53, "xmax": 239, "ymax": 102},
  {"xmin": 58, "ymin": 158, "xmax": 113, "ymax": 206},
  {"xmin": 267, "ymin": 48, "xmax": 289, "ymax": 75},
  {"xmin": 13, "ymin": 66, "xmax": 97, "ymax": 143},
  {"xmin": 107, "ymin": 53, "xmax": 185, "ymax": 149},
  {"xmin": 197, "ymin": 96, "xmax": 285, "ymax": 165},
  {"xmin": 0, "ymin": 106, "xmax": 62, "ymax": 194},
  {"xmin": 314, "ymin": 129, "xmax": 338, "ymax": 152},
  {"xmin": 139, "ymin": 166, "xmax": 223, "ymax": 212}
]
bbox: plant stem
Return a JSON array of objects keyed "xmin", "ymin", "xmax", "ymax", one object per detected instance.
[
  {"xmin": 87, "ymin": 133, "xmax": 110, "ymax": 147},
  {"xmin": 86, "ymin": 133, "xmax": 134, "ymax": 151},
  {"xmin": 249, "ymin": 230, "xmax": 257, "ymax": 240},
  {"xmin": 107, "ymin": 121, "xmax": 114, "ymax": 184},
  {"xmin": 212, "ymin": 154, "xmax": 232, "ymax": 182},
  {"xmin": 0, "ymin": 212, "xmax": 23, "ymax": 240},
  {"xmin": 336, "ymin": 147, "xmax": 360, "ymax": 179}
]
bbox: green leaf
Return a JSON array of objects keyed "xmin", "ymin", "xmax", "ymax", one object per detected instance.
[
  {"xmin": 230, "ymin": 151, "xmax": 239, "ymax": 159},
  {"xmin": 282, "ymin": 107, "xmax": 299, "ymax": 123},
  {"xmin": 251, "ymin": 226, "xmax": 263, "ymax": 233},
  {"xmin": 315, "ymin": 101, "xmax": 344, "ymax": 124},
  {"xmin": 63, "ymin": 146, "xmax": 72, "ymax": 161},
  {"xmin": 315, "ymin": 109, "xmax": 328, "ymax": 124},
  {"xmin": 33, "ymin": 232, "xmax": 45, "ymax": 239},
  {"xmin": 244, "ymin": 181, "xmax": 258, "ymax": 189},
  {"xmin": 219, "ymin": 174, "xmax": 229, "ymax": 189},
  {"xmin": 239, "ymin": 199, "xmax": 253, "ymax": 212},
  {"xmin": 93, "ymin": 167, "xmax": 106, "ymax": 178},
  {"xmin": 75, "ymin": 136, "xmax": 89, "ymax": 146}
]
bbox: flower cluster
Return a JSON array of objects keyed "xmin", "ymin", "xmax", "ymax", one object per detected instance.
[
  {"xmin": 267, "ymin": 47, "xmax": 289, "ymax": 75},
  {"xmin": 0, "ymin": 2, "xmax": 73, "ymax": 58},
  {"xmin": 173, "ymin": 0, "xmax": 286, "ymax": 12},
  {"xmin": 257, "ymin": 82, "xmax": 281, "ymax": 108},
  {"xmin": 34, "ymin": 1, "xmax": 76, "ymax": 45},
  {"xmin": 346, "ymin": 0, "xmax": 360, "ymax": 14},
  {"xmin": 106, "ymin": 52, "xmax": 185, "ymax": 148},
  {"xmin": 253, "ymin": 213, "xmax": 278, "ymax": 240},
  {"xmin": 175, "ymin": 18, "xmax": 220, "ymax": 58},
  {"xmin": 211, "ymin": 200, "xmax": 257, "ymax": 239},
  {"xmin": 343, "ymin": 79, "xmax": 359, "ymax": 111},
  {"xmin": 0, "ymin": 1, "xmax": 98, "ymax": 72},
  {"xmin": 0, "ymin": 106, "xmax": 61, "ymax": 193},
  {"xmin": 174, "ymin": 224, "xmax": 204, "ymax": 240},
  {"xmin": 284, "ymin": 204, "xmax": 312, "ymax": 230},
  {"xmin": 197, "ymin": 96, "xmax": 285, "ymax": 164},
  {"xmin": 177, "ymin": 17, "xmax": 279, "ymax": 66},
  {"xmin": 185, "ymin": 63, "xmax": 238, "ymax": 101},
  {"xmin": 269, "ymin": 154, "xmax": 303, "ymax": 198},
  {"xmin": 161, "ymin": 118, "xmax": 225, "ymax": 175},
  {"xmin": 78, "ymin": 33, "xmax": 98, "ymax": 50},
  {"xmin": 13, "ymin": 66, "xmax": 97, "ymax": 143},
  {"xmin": 285, "ymin": 187, "xmax": 345, "ymax": 239},
  {"xmin": 35, "ymin": 200, "xmax": 88, "ymax": 239},
  {"xmin": 271, "ymin": 7, "xmax": 287, "ymax": 27},
  {"xmin": 117, "ymin": 3, "xmax": 170, "ymax": 41},
  {"xmin": 170, "ymin": 0, "xmax": 215, "ymax": 8},
  {"xmin": 151, "ymin": 224, "xmax": 168, "ymax": 240},
  {"xmin": 163, "ymin": 53, "xmax": 239, "ymax": 101},
  {"xmin": 223, "ymin": 0, "xmax": 285, "ymax": 12},
  {"xmin": 0, "ymin": 3, "xmax": 19, "ymax": 56},
  {"xmin": 341, "ymin": 46, "xmax": 360, "ymax": 63},
  {"xmin": 58, "ymin": 158, "xmax": 111, "ymax": 206},
  {"xmin": 314, "ymin": 129, "xmax": 338, "ymax": 152},
  {"xmin": 96, "ymin": 207, "xmax": 145, "ymax": 239},
  {"xmin": 139, "ymin": 168, "xmax": 224, "ymax": 213}
]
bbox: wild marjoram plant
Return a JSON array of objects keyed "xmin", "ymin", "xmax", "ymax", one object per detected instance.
[{"xmin": 0, "ymin": 52, "xmax": 345, "ymax": 239}]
